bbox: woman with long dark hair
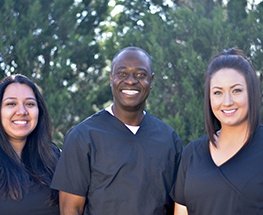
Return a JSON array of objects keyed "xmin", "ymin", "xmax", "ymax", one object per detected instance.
[{"xmin": 0, "ymin": 74, "xmax": 60, "ymax": 214}]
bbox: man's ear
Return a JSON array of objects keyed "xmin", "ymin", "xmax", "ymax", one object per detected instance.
[
  {"xmin": 150, "ymin": 73, "xmax": 155, "ymax": 89},
  {"xmin": 151, "ymin": 73, "xmax": 155, "ymax": 81},
  {"xmin": 109, "ymin": 72, "xmax": 113, "ymax": 86}
]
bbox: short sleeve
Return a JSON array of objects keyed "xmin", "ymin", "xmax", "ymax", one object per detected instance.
[
  {"xmin": 172, "ymin": 131, "xmax": 183, "ymax": 171},
  {"xmin": 51, "ymin": 127, "xmax": 91, "ymax": 196},
  {"xmin": 170, "ymin": 145, "xmax": 189, "ymax": 205}
]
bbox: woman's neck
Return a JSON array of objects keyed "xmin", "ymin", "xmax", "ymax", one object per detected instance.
[
  {"xmin": 218, "ymin": 123, "xmax": 249, "ymax": 147},
  {"xmin": 9, "ymin": 139, "xmax": 26, "ymax": 159}
]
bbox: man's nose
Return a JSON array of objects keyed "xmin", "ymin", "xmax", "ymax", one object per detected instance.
[{"xmin": 124, "ymin": 73, "xmax": 138, "ymax": 84}]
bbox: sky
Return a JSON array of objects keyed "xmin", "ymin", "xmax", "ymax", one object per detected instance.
[{"xmin": 108, "ymin": 0, "xmax": 263, "ymax": 16}]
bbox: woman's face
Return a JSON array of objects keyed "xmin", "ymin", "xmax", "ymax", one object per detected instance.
[
  {"xmin": 210, "ymin": 68, "xmax": 249, "ymax": 129},
  {"xmin": 1, "ymin": 83, "xmax": 39, "ymax": 145}
]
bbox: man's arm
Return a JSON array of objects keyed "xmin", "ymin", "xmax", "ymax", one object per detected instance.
[
  {"xmin": 59, "ymin": 191, "xmax": 86, "ymax": 215},
  {"xmin": 174, "ymin": 202, "xmax": 188, "ymax": 215}
]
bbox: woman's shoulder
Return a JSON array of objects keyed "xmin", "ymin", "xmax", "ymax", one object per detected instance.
[
  {"xmin": 185, "ymin": 135, "xmax": 208, "ymax": 149},
  {"xmin": 0, "ymin": 161, "xmax": 3, "ymax": 175},
  {"xmin": 50, "ymin": 143, "xmax": 61, "ymax": 159},
  {"xmin": 183, "ymin": 135, "xmax": 208, "ymax": 156},
  {"xmin": 256, "ymin": 124, "xmax": 263, "ymax": 132},
  {"xmin": 251, "ymin": 124, "xmax": 263, "ymax": 140}
]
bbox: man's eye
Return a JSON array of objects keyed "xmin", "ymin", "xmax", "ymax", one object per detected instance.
[
  {"xmin": 117, "ymin": 72, "xmax": 128, "ymax": 78},
  {"xmin": 135, "ymin": 73, "xmax": 147, "ymax": 80}
]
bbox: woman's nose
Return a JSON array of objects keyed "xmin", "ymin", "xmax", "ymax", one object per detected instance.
[
  {"xmin": 223, "ymin": 93, "xmax": 234, "ymax": 105},
  {"xmin": 16, "ymin": 104, "xmax": 28, "ymax": 115}
]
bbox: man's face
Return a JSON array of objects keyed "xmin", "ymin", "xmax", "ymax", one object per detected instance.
[{"xmin": 110, "ymin": 50, "xmax": 154, "ymax": 112}]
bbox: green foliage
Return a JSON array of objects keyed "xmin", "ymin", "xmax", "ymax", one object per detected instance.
[
  {"xmin": 0, "ymin": 0, "xmax": 262, "ymax": 145},
  {"xmin": 103, "ymin": 0, "xmax": 263, "ymax": 144},
  {"xmin": 0, "ymin": 0, "xmax": 111, "ymax": 145}
]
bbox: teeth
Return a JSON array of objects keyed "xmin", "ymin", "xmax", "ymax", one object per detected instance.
[
  {"xmin": 222, "ymin": 109, "xmax": 236, "ymax": 114},
  {"xmin": 13, "ymin": 121, "xmax": 27, "ymax": 125},
  {"xmin": 122, "ymin": 90, "xmax": 139, "ymax": 95}
]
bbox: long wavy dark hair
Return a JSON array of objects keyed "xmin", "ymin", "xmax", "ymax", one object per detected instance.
[
  {"xmin": 204, "ymin": 48, "xmax": 261, "ymax": 146},
  {"xmin": 0, "ymin": 74, "xmax": 59, "ymax": 203}
]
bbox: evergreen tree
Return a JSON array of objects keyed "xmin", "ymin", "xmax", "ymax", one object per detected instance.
[
  {"xmin": 1, "ymin": 0, "xmax": 262, "ymax": 144},
  {"xmin": 0, "ymin": 0, "xmax": 110, "ymax": 144}
]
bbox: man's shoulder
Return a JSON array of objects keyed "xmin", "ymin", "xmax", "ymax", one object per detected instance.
[
  {"xmin": 75, "ymin": 109, "xmax": 108, "ymax": 127},
  {"xmin": 146, "ymin": 112, "xmax": 175, "ymax": 131},
  {"xmin": 66, "ymin": 109, "xmax": 109, "ymax": 135}
]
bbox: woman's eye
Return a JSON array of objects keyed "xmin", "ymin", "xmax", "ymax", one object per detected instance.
[
  {"xmin": 233, "ymin": 88, "xmax": 242, "ymax": 94},
  {"xmin": 26, "ymin": 102, "xmax": 37, "ymax": 107},
  {"xmin": 6, "ymin": 102, "xmax": 16, "ymax": 106},
  {"xmin": 213, "ymin": 91, "xmax": 222, "ymax": 95}
]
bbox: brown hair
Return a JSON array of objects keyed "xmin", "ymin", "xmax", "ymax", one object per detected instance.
[{"xmin": 204, "ymin": 48, "xmax": 261, "ymax": 145}]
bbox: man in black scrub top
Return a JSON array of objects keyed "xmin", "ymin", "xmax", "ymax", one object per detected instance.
[{"xmin": 51, "ymin": 46, "xmax": 182, "ymax": 215}]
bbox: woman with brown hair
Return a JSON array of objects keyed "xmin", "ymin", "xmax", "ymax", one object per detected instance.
[{"xmin": 172, "ymin": 48, "xmax": 263, "ymax": 215}]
